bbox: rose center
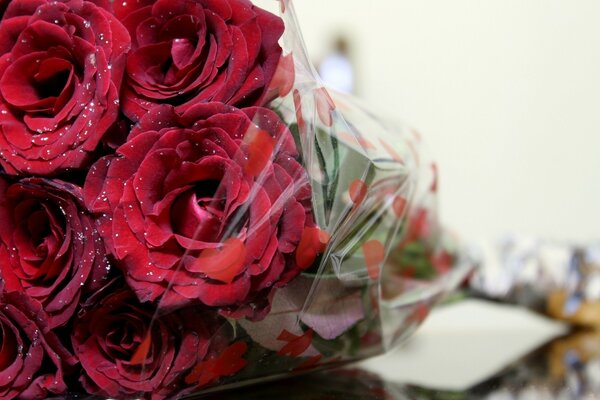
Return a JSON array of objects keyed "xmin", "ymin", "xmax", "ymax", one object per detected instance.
[
  {"xmin": 105, "ymin": 320, "xmax": 140, "ymax": 358},
  {"xmin": 171, "ymin": 181, "xmax": 224, "ymax": 241},
  {"xmin": 194, "ymin": 181, "xmax": 221, "ymax": 208},
  {"xmin": 34, "ymin": 68, "xmax": 70, "ymax": 100},
  {"xmin": 1, "ymin": 54, "xmax": 75, "ymax": 115},
  {"xmin": 27, "ymin": 208, "xmax": 51, "ymax": 248},
  {"xmin": 15, "ymin": 201, "xmax": 65, "ymax": 282}
]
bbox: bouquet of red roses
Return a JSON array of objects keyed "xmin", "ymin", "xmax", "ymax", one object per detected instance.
[{"xmin": 0, "ymin": 0, "xmax": 473, "ymax": 398}]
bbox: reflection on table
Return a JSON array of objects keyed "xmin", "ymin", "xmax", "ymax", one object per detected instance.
[{"xmin": 197, "ymin": 329, "xmax": 600, "ymax": 399}]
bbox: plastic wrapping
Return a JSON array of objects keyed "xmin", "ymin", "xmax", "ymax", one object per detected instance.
[{"xmin": 0, "ymin": 0, "xmax": 473, "ymax": 398}]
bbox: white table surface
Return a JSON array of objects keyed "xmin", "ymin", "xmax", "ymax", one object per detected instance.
[{"xmin": 359, "ymin": 298, "xmax": 568, "ymax": 391}]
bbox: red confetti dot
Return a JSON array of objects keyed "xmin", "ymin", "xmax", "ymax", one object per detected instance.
[
  {"xmin": 129, "ymin": 333, "xmax": 152, "ymax": 366},
  {"xmin": 379, "ymin": 138, "xmax": 403, "ymax": 163},
  {"xmin": 318, "ymin": 229, "xmax": 331, "ymax": 252},
  {"xmin": 336, "ymin": 131, "xmax": 354, "ymax": 144},
  {"xmin": 413, "ymin": 303, "xmax": 429, "ymax": 323},
  {"xmin": 432, "ymin": 250, "xmax": 452, "ymax": 275},
  {"xmin": 349, "ymin": 179, "xmax": 367, "ymax": 206},
  {"xmin": 404, "ymin": 208, "xmax": 430, "ymax": 243},
  {"xmin": 363, "ymin": 240, "xmax": 386, "ymax": 281},
  {"xmin": 269, "ymin": 53, "xmax": 295, "ymax": 98},
  {"xmin": 430, "ymin": 163, "xmax": 438, "ymax": 192},
  {"xmin": 295, "ymin": 355, "xmax": 323, "ymax": 371},
  {"xmin": 277, "ymin": 329, "xmax": 315, "ymax": 357},
  {"xmin": 296, "ymin": 227, "xmax": 327, "ymax": 269},
  {"xmin": 244, "ymin": 127, "xmax": 275, "ymax": 177},
  {"xmin": 360, "ymin": 331, "xmax": 382, "ymax": 348},
  {"xmin": 293, "ymin": 89, "xmax": 306, "ymax": 135},
  {"xmin": 357, "ymin": 136, "xmax": 375, "ymax": 150},
  {"xmin": 315, "ymin": 87, "xmax": 335, "ymax": 127},
  {"xmin": 399, "ymin": 266, "xmax": 416, "ymax": 279},
  {"xmin": 392, "ymin": 196, "xmax": 407, "ymax": 218},
  {"xmin": 185, "ymin": 342, "xmax": 248, "ymax": 387},
  {"xmin": 337, "ymin": 131, "xmax": 374, "ymax": 151},
  {"xmin": 191, "ymin": 238, "xmax": 246, "ymax": 283}
]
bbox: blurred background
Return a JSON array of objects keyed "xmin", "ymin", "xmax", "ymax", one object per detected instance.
[{"xmin": 292, "ymin": 0, "xmax": 600, "ymax": 245}]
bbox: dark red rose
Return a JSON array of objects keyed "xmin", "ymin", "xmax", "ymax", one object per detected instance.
[
  {"xmin": 0, "ymin": 177, "xmax": 109, "ymax": 328},
  {"xmin": 0, "ymin": 289, "xmax": 75, "ymax": 399},
  {"xmin": 0, "ymin": 0, "xmax": 131, "ymax": 176},
  {"xmin": 84, "ymin": 103, "xmax": 316, "ymax": 318},
  {"xmin": 115, "ymin": 0, "xmax": 284, "ymax": 122},
  {"xmin": 72, "ymin": 287, "xmax": 220, "ymax": 399}
]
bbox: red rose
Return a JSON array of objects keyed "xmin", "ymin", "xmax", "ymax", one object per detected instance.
[
  {"xmin": 116, "ymin": 0, "xmax": 284, "ymax": 122},
  {"xmin": 0, "ymin": 177, "xmax": 109, "ymax": 328},
  {"xmin": 0, "ymin": 0, "xmax": 131, "ymax": 176},
  {"xmin": 0, "ymin": 289, "xmax": 75, "ymax": 399},
  {"xmin": 84, "ymin": 103, "xmax": 316, "ymax": 317},
  {"xmin": 72, "ymin": 287, "xmax": 218, "ymax": 399}
]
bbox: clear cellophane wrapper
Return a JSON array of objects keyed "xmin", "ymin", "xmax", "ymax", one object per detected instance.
[
  {"xmin": 134, "ymin": 1, "xmax": 477, "ymax": 396},
  {"xmin": 0, "ymin": 0, "xmax": 474, "ymax": 398}
]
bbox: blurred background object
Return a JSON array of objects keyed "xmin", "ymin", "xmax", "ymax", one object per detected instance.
[
  {"xmin": 317, "ymin": 35, "xmax": 356, "ymax": 93},
  {"xmin": 470, "ymin": 236, "xmax": 600, "ymax": 327},
  {"xmin": 293, "ymin": 0, "xmax": 600, "ymax": 245}
]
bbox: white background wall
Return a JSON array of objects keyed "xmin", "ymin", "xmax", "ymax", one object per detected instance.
[{"xmin": 291, "ymin": 0, "xmax": 600, "ymax": 244}]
